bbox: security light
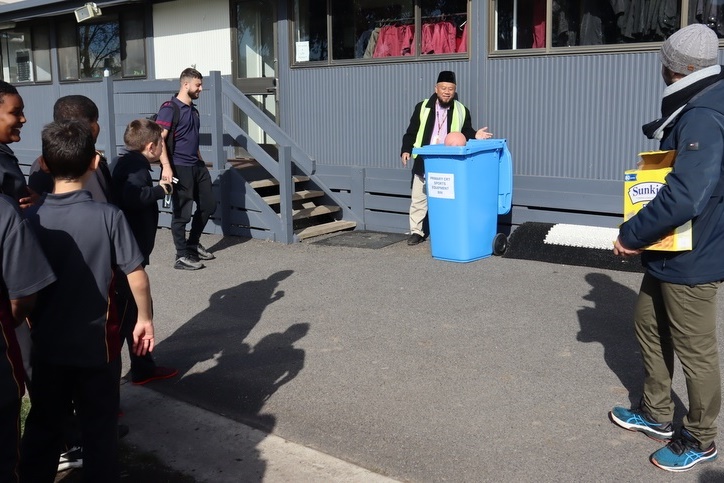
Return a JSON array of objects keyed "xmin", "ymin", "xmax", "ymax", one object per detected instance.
[{"xmin": 74, "ymin": 3, "xmax": 102, "ymax": 23}]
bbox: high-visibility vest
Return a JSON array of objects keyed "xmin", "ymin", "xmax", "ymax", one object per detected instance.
[{"xmin": 413, "ymin": 99, "xmax": 465, "ymax": 157}]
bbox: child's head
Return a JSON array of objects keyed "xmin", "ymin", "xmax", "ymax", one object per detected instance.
[
  {"xmin": 0, "ymin": 81, "xmax": 25, "ymax": 145},
  {"xmin": 41, "ymin": 120, "xmax": 96, "ymax": 181},
  {"xmin": 124, "ymin": 119, "xmax": 163, "ymax": 161},
  {"xmin": 53, "ymin": 95, "xmax": 100, "ymax": 142}
]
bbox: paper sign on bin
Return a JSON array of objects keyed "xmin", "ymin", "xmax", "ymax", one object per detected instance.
[{"xmin": 428, "ymin": 173, "xmax": 455, "ymax": 199}]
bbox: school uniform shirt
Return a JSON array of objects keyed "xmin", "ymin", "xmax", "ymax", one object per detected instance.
[
  {"xmin": 28, "ymin": 155, "xmax": 115, "ymax": 203},
  {"xmin": 27, "ymin": 190, "xmax": 143, "ymax": 367},
  {"xmin": 0, "ymin": 195, "xmax": 55, "ymax": 406},
  {"xmin": 111, "ymin": 150, "xmax": 166, "ymax": 265},
  {"xmin": 0, "ymin": 144, "xmax": 28, "ymax": 203},
  {"xmin": 156, "ymin": 97, "xmax": 201, "ymax": 167}
]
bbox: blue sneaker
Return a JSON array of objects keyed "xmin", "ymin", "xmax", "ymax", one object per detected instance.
[
  {"xmin": 650, "ymin": 429, "xmax": 717, "ymax": 472},
  {"xmin": 609, "ymin": 405, "xmax": 673, "ymax": 441}
]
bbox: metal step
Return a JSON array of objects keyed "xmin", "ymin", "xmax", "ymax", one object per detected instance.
[
  {"xmin": 295, "ymin": 220, "xmax": 357, "ymax": 240},
  {"xmin": 262, "ymin": 190, "xmax": 324, "ymax": 205},
  {"xmin": 293, "ymin": 205, "xmax": 340, "ymax": 220}
]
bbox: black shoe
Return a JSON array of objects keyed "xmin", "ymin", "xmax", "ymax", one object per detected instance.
[
  {"xmin": 189, "ymin": 243, "xmax": 215, "ymax": 260},
  {"xmin": 407, "ymin": 233, "xmax": 424, "ymax": 246},
  {"xmin": 174, "ymin": 256, "xmax": 205, "ymax": 270}
]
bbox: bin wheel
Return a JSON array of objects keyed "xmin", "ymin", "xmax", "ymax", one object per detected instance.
[{"xmin": 493, "ymin": 233, "xmax": 508, "ymax": 256}]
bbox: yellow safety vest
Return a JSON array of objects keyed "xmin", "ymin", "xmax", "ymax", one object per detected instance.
[{"xmin": 413, "ymin": 99, "xmax": 465, "ymax": 157}]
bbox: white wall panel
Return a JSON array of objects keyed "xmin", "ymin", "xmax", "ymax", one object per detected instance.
[{"xmin": 152, "ymin": 0, "xmax": 231, "ymax": 79}]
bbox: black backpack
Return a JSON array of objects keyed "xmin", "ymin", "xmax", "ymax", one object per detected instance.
[{"xmin": 149, "ymin": 96, "xmax": 181, "ymax": 160}]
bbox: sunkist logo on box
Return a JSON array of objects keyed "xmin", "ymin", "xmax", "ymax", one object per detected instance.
[{"xmin": 628, "ymin": 181, "xmax": 665, "ymax": 204}]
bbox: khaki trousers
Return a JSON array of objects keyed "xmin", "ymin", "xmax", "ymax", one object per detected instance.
[
  {"xmin": 409, "ymin": 174, "xmax": 427, "ymax": 236},
  {"xmin": 634, "ymin": 271, "xmax": 721, "ymax": 447}
]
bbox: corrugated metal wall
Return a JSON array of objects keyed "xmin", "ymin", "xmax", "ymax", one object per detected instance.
[
  {"xmin": 277, "ymin": 3, "xmax": 724, "ymax": 225},
  {"xmin": 280, "ymin": 61, "xmax": 471, "ymax": 169}
]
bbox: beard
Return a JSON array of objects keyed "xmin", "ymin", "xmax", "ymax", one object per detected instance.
[{"xmin": 437, "ymin": 97, "xmax": 453, "ymax": 108}]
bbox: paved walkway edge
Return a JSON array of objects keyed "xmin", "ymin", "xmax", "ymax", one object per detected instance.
[{"xmin": 120, "ymin": 383, "xmax": 400, "ymax": 483}]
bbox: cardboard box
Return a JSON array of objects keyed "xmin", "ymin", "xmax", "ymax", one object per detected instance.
[{"xmin": 623, "ymin": 150, "xmax": 692, "ymax": 251}]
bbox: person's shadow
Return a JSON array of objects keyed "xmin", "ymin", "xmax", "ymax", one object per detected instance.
[
  {"xmin": 576, "ymin": 273, "xmax": 686, "ymax": 418},
  {"xmin": 149, "ymin": 270, "xmax": 309, "ymax": 479}
]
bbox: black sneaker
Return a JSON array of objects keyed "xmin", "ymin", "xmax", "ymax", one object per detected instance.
[
  {"xmin": 58, "ymin": 446, "xmax": 82, "ymax": 472},
  {"xmin": 174, "ymin": 256, "xmax": 205, "ymax": 270},
  {"xmin": 189, "ymin": 243, "xmax": 215, "ymax": 260}
]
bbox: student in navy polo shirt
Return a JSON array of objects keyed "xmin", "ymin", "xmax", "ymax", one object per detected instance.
[
  {"xmin": 156, "ymin": 67, "xmax": 217, "ymax": 271},
  {"xmin": 0, "ymin": 81, "xmax": 34, "ymax": 208},
  {"xmin": 0, "ymin": 195, "xmax": 55, "ymax": 483},
  {"xmin": 27, "ymin": 95, "xmax": 114, "ymax": 203},
  {"xmin": 20, "ymin": 120, "xmax": 155, "ymax": 483},
  {"xmin": 112, "ymin": 118, "xmax": 178, "ymax": 385}
]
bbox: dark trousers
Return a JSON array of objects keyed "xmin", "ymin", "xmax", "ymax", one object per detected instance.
[
  {"xmin": 0, "ymin": 398, "xmax": 20, "ymax": 483},
  {"xmin": 20, "ymin": 357, "xmax": 121, "ymax": 483},
  {"xmin": 171, "ymin": 163, "xmax": 216, "ymax": 258},
  {"xmin": 116, "ymin": 272, "xmax": 155, "ymax": 378}
]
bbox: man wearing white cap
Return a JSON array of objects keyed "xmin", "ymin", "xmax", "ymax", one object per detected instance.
[{"xmin": 611, "ymin": 24, "xmax": 724, "ymax": 472}]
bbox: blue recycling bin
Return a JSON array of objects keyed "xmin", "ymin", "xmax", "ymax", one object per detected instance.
[{"xmin": 412, "ymin": 139, "xmax": 512, "ymax": 262}]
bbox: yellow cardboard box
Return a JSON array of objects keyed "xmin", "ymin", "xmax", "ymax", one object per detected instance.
[{"xmin": 623, "ymin": 150, "xmax": 692, "ymax": 251}]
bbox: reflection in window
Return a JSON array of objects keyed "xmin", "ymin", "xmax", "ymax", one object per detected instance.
[
  {"xmin": 121, "ymin": 12, "xmax": 146, "ymax": 77},
  {"xmin": 57, "ymin": 9, "xmax": 146, "ymax": 81},
  {"xmin": 79, "ymin": 22, "xmax": 121, "ymax": 79},
  {"xmin": 0, "ymin": 26, "xmax": 51, "ymax": 83},
  {"xmin": 495, "ymin": 0, "xmax": 681, "ymax": 50},
  {"xmin": 295, "ymin": 0, "xmax": 468, "ymax": 63}
]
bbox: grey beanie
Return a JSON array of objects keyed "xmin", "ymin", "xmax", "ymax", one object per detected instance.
[{"xmin": 660, "ymin": 24, "xmax": 719, "ymax": 75}]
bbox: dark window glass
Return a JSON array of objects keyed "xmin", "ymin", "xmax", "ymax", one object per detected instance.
[{"xmin": 121, "ymin": 12, "xmax": 146, "ymax": 77}]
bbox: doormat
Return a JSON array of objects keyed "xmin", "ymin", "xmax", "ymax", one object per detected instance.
[
  {"xmin": 311, "ymin": 231, "xmax": 408, "ymax": 249},
  {"xmin": 503, "ymin": 222, "xmax": 644, "ymax": 273}
]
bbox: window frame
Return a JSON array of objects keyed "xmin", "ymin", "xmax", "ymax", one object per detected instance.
[
  {"xmin": 0, "ymin": 22, "xmax": 53, "ymax": 85},
  {"xmin": 56, "ymin": 7, "xmax": 147, "ymax": 83},
  {"xmin": 290, "ymin": 0, "xmax": 471, "ymax": 67},
  {"xmin": 488, "ymin": 0, "xmax": 724, "ymax": 58}
]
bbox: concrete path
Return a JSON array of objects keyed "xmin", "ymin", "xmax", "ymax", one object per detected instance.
[{"xmin": 120, "ymin": 230, "xmax": 724, "ymax": 482}]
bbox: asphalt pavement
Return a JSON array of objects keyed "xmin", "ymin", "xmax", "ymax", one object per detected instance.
[{"xmin": 119, "ymin": 229, "xmax": 724, "ymax": 482}]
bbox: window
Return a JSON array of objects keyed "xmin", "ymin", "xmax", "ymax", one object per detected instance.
[
  {"xmin": 57, "ymin": 9, "xmax": 146, "ymax": 81},
  {"xmin": 293, "ymin": 0, "xmax": 469, "ymax": 64},
  {"xmin": 494, "ymin": 0, "xmax": 690, "ymax": 52},
  {"xmin": 0, "ymin": 26, "xmax": 51, "ymax": 83}
]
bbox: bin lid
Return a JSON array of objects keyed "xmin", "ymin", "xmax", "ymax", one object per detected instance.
[{"xmin": 412, "ymin": 139, "xmax": 506, "ymax": 156}]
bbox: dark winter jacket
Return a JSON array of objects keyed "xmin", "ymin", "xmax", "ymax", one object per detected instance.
[
  {"xmin": 111, "ymin": 151, "xmax": 165, "ymax": 266},
  {"xmin": 619, "ymin": 79, "xmax": 724, "ymax": 284},
  {"xmin": 400, "ymin": 94, "xmax": 476, "ymax": 177}
]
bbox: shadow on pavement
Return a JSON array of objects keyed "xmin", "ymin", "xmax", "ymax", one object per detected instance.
[
  {"xmin": 150, "ymin": 269, "xmax": 307, "ymax": 479},
  {"xmin": 576, "ymin": 272, "xmax": 686, "ymax": 417}
]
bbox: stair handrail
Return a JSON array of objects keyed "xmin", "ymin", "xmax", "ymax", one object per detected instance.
[
  {"xmin": 213, "ymin": 71, "xmax": 364, "ymax": 231},
  {"xmin": 218, "ymin": 74, "xmax": 316, "ymax": 175}
]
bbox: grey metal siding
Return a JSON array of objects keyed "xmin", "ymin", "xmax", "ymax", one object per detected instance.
[
  {"xmin": 281, "ymin": 60, "xmax": 472, "ymax": 169},
  {"xmin": 276, "ymin": 8, "xmax": 724, "ymax": 229}
]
